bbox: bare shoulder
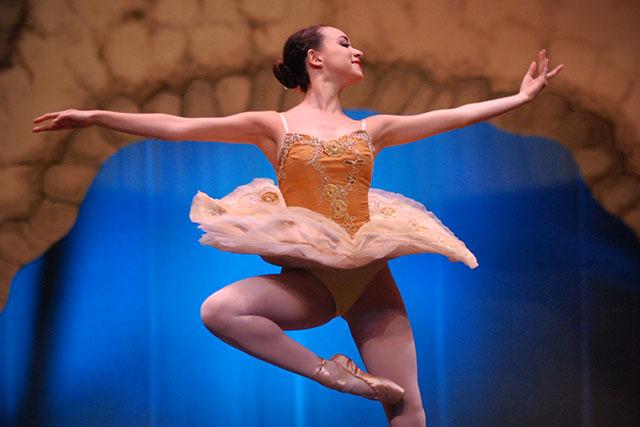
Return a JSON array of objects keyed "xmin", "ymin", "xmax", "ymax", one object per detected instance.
[
  {"xmin": 362, "ymin": 114, "xmax": 394, "ymax": 151},
  {"xmin": 249, "ymin": 110, "xmax": 285, "ymax": 170},
  {"xmin": 250, "ymin": 109, "xmax": 283, "ymax": 151},
  {"xmin": 220, "ymin": 110, "xmax": 281, "ymax": 143},
  {"xmin": 254, "ymin": 110, "xmax": 284, "ymax": 143},
  {"xmin": 216, "ymin": 109, "xmax": 282, "ymax": 149}
]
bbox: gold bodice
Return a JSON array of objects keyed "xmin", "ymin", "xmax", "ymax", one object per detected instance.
[{"xmin": 276, "ymin": 129, "xmax": 375, "ymax": 238}]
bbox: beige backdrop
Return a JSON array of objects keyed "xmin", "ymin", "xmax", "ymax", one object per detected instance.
[{"xmin": 0, "ymin": 0, "xmax": 639, "ymax": 310}]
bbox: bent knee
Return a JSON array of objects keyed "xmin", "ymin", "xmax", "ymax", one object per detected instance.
[{"xmin": 200, "ymin": 295, "xmax": 238, "ymax": 334}]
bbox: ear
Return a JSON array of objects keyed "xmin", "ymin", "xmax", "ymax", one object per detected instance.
[{"xmin": 307, "ymin": 48, "xmax": 322, "ymax": 67}]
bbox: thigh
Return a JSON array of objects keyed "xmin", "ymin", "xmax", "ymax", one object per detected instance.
[
  {"xmin": 201, "ymin": 267, "xmax": 337, "ymax": 331},
  {"xmin": 342, "ymin": 264, "xmax": 424, "ymax": 416}
]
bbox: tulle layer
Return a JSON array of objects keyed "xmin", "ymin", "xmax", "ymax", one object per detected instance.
[{"xmin": 189, "ymin": 178, "xmax": 479, "ymax": 269}]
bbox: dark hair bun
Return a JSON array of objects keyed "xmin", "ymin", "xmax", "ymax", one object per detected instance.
[
  {"xmin": 272, "ymin": 59, "xmax": 299, "ymax": 89},
  {"xmin": 272, "ymin": 24, "xmax": 326, "ymax": 93}
]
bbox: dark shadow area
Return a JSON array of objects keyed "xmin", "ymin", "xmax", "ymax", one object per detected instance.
[{"xmin": 16, "ymin": 238, "xmax": 68, "ymax": 427}]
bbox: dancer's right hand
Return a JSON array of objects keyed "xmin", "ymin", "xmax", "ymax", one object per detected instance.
[{"xmin": 32, "ymin": 109, "xmax": 93, "ymax": 133}]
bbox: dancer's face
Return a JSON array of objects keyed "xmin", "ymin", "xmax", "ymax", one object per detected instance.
[{"xmin": 308, "ymin": 26, "xmax": 364, "ymax": 88}]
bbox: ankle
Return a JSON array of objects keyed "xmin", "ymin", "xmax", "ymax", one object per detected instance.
[
  {"xmin": 310, "ymin": 357, "xmax": 334, "ymax": 385},
  {"xmin": 308, "ymin": 357, "xmax": 327, "ymax": 381}
]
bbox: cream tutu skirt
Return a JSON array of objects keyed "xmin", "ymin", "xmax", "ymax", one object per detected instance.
[{"xmin": 189, "ymin": 178, "xmax": 479, "ymax": 270}]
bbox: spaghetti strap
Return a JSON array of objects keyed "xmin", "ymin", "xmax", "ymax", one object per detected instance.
[
  {"xmin": 361, "ymin": 118, "xmax": 367, "ymax": 131},
  {"xmin": 278, "ymin": 112, "xmax": 290, "ymax": 133}
]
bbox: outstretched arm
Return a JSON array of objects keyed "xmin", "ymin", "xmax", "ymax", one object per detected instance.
[
  {"xmin": 33, "ymin": 109, "xmax": 277, "ymax": 146},
  {"xmin": 33, "ymin": 110, "xmax": 183, "ymax": 140},
  {"xmin": 370, "ymin": 49, "xmax": 564, "ymax": 150}
]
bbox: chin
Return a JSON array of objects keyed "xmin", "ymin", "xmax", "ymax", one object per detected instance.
[
  {"xmin": 351, "ymin": 73, "xmax": 365, "ymax": 84},
  {"xmin": 340, "ymin": 72, "xmax": 364, "ymax": 90}
]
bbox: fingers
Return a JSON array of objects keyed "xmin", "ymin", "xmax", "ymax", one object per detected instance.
[
  {"xmin": 537, "ymin": 49, "xmax": 563, "ymax": 82},
  {"xmin": 539, "ymin": 49, "xmax": 562, "ymax": 75},
  {"xmin": 537, "ymin": 49, "xmax": 544, "ymax": 74},
  {"xmin": 32, "ymin": 120, "xmax": 60, "ymax": 132},
  {"xmin": 32, "ymin": 111, "xmax": 60, "ymax": 124},
  {"xmin": 539, "ymin": 49, "xmax": 549, "ymax": 75},
  {"xmin": 547, "ymin": 64, "xmax": 565, "ymax": 79},
  {"xmin": 545, "ymin": 56, "xmax": 549, "ymax": 73},
  {"xmin": 32, "ymin": 124, "xmax": 53, "ymax": 133}
]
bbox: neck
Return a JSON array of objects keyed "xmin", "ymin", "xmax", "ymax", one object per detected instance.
[{"xmin": 297, "ymin": 79, "xmax": 344, "ymax": 114}]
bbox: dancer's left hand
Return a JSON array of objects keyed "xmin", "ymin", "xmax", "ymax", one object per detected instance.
[{"xmin": 519, "ymin": 49, "xmax": 564, "ymax": 101}]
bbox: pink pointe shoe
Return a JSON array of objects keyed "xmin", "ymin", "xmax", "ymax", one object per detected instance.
[{"xmin": 311, "ymin": 353, "xmax": 405, "ymax": 405}]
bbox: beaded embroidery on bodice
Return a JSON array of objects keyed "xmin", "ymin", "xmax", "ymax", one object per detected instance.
[{"xmin": 276, "ymin": 113, "xmax": 376, "ymax": 237}]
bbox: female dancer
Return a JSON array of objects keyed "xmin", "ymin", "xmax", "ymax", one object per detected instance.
[{"xmin": 32, "ymin": 24, "xmax": 562, "ymax": 426}]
